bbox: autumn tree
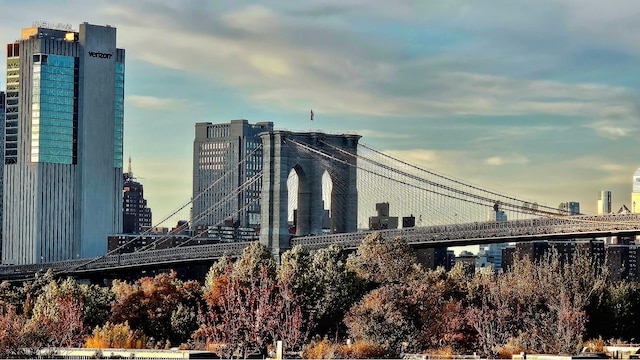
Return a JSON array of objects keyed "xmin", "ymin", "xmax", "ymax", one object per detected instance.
[
  {"xmin": 22, "ymin": 278, "xmax": 86, "ymax": 349},
  {"xmin": 0, "ymin": 305, "xmax": 27, "ymax": 358},
  {"xmin": 345, "ymin": 265, "xmax": 473, "ymax": 356},
  {"xmin": 111, "ymin": 270, "xmax": 202, "ymax": 345},
  {"xmin": 198, "ymin": 242, "xmax": 306, "ymax": 358},
  {"xmin": 466, "ymin": 248, "xmax": 607, "ymax": 357}
]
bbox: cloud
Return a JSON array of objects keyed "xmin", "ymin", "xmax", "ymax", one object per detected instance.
[
  {"xmin": 585, "ymin": 121, "xmax": 634, "ymax": 139},
  {"xmin": 126, "ymin": 95, "xmax": 187, "ymax": 111},
  {"xmin": 95, "ymin": 1, "xmax": 640, "ymax": 141},
  {"xmin": 484, "ymin": 155, "xmax": 529, "ymax": 166}
]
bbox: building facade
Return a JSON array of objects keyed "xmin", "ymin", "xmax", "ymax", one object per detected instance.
[
  {"xmin": 192, "ymin": 120, "xmax": 273, "ymax": 231},
  {"xmin": 3, "ymin": 23, "xmax": 124, "ymax": 264},
  {"xmin": 476, "ymin": 210, "xmax": 509, "ymax": 272},
  {"xmin": 597, "ymin": 190, "xmax": 612, "ymax": 215},
  {"xmin": 558, "ymin": 201, "xmax": 580, "ymax": 215},
  {"xmin": 0, "ymin": 91, "xmax": 4, "ymax": 248},
  {"xmin": 123, "ymin": 160, "xmax": 152, "ymax": 234}
]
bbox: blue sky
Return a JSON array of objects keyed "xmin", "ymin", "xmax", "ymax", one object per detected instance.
[{"xmin": 2, "ymin": 0, "xmax": 640, "ymax": 222}]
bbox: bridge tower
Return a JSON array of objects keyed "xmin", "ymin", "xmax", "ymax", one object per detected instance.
[{"xmin": 259, "ymin": 131, "xmax": 361, "ymax": 256}]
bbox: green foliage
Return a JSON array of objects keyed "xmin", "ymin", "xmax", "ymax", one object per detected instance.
[
  {"xmin": 234, "ymin": 241, "xmax": 277, "ymax": 283},
  {"xmin": 347, "ymin": 232, "xmax": 420, "ymax": 285},
  {"xmin": 586, "ymin": 281, "xmax": 640, "ymax": 341},
  {"xmin": 23, "ymin": 279, "xmax": 86, "ymax": 349},
  {"xmin": 79, "ymin": 283, "xmax": 114, "ymax": 329}
]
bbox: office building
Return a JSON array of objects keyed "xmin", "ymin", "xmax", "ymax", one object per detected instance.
[
  {"xmin": 558, "ymin": 201, "xmax": 580, "ymax": 215},
  {"xmin": 476, "ymin": 210, "xmax": 508, "ymax": 272},
  {"xmin": 0, "ymin": 91, "xmax": 4, "ymax": 247},
  {"xmin": 192, "ymin": 120, "xmax": 273, "ymax": 230},
  {"xmin": 3, "ymin": 23, "xmax": 124, "ymax": 264},
  {"xmin": 501, "ymin": 240, "xmax": 606, "ymax": 271},
  {"xmin": 123, "ymin": 158, "xmax": 152, "ymax": 234},
  {"xmin": 597, "ymin": 190, "xmax": 612, "ymax": 215},
  {"xmin": 368, "ymin": 202, "xmax": 398, "ymax": 230}
]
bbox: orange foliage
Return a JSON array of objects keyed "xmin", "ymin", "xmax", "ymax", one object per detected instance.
[
  {"xmin": 301, "ymin": 339, "xmax": 388, "ymax": 359},
  {"xmin": 583, "ymin": 338, "xmax": 605, "ymax": 352},
  {"xmin": 301, "ymin": 339, "xmax": 337, "ymax": 359},
  {"xmin": 84, "ymin": 321, "xmax": 146, "ymax": 349},
  {"xmin": 337, "ymin": 341, "xmax": 386, "ymax": 358}
]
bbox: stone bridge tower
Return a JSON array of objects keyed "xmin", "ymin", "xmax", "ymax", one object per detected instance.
[{"xmin": 259, "ymin": 131, "xmax": 361, "ymax": 256}]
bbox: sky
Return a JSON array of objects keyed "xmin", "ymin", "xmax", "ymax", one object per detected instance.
[{"xmin": 2, "ymin": 0, "xmax": 640, "ymax": 223}]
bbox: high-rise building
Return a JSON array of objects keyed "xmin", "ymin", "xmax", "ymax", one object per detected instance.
[
  {"xmin": 192, "ymin": 120, "xmax": 273, "ymax": 230},
  {"xmin": 477, "ymin": 210, "xmax": 508, "ymax": 272},
  {"xmin": 3, "ymin": 23, "xmax": 124, "ymax": 264},
  {"xmin": 123, "ymin": 158, "xmax": 152, "ymax": 234},
  {"xmin": 0, "ymin": 91, "xmax": 4, "ymax": 248},
  {"xmin": 632, "ymin": 168, "xmax": 640, "ymax": 214},
  {"xmin": 597, "ymin": 190, "xmax": 612, "ymax": 215},
  {"xmin": 558, "ymin": 201, "xmax": 580, "ymax": 215}
]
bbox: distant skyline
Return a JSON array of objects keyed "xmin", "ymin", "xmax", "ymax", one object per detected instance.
[{"xmin": 2, "ymin": 1, "xmax": 640, "ymax": 222}]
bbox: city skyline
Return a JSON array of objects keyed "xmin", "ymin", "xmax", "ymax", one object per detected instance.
[{"xmin": 2, "ymin": 1, "xmax": 640, "ymax": 222}]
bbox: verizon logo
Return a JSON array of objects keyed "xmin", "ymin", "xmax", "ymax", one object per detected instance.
[{"xmin": 88, "ymin": 51, "xmax": 112, "ymax": 59}]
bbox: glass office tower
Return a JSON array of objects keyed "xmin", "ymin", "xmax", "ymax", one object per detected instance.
[{"xmin": 3, "ymin": 23, "xmax": 124, "ymax": 264}]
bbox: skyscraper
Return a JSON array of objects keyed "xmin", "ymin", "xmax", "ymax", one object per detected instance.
[
  {"xmin": 123, "ymin": 158, "xmax": 152, "ymax": 234},
  {"xmin": 477, "ymin": 210, "xmax": 508, "ymax": 272},
  {"xmin": 0, "ymin": 91, "xmax": 4, "ymax": 247},
  {"xmin": 3, "ymin": 23, "xmax": 124, "ymax": 264},
  {"xmin": 192, "ymin": 120, "xmax": 273, "ymax": 231},
  {"xmin": 597, "ymin": 190, "xmax": 612, "ymax": 215}
]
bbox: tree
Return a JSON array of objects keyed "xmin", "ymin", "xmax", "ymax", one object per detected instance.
[
  {"xmin": 307, "ymin": 244, "xmax": 366, "ymax": 338},
  {"xmin": 22, "ymin": 279, "xmax": 86, "ymax": 349},
  {"xmin": 80, "ymin": 283, "xmax": 114, "ymax": 329},
  {"xmin": 466, "ymin": 249, "xmax": 606, "ymax": 357},
  {"xmin": 111, "ymin": 270, "xmax": 202, "ymax": 345},
  {"xmin": 344, "ymin": 267, "xmax": 473, "ymax": 356},
  {"xmin": 0, "ymin": 305, "xmax": 27, "ymax": 358},
  {"xmin": 347, "ymin": 232, "xmax": 420, "ymax": 285},
  {"xmin": 198, "ymin": 247, "xmax": 306, "ymax": 358}
]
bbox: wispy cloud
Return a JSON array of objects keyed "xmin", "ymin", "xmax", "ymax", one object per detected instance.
[
  {"xmin": 126, "ymin": 95, "xmax": 187, "ymax": 111},
  {"xmin": 484, "ymin": 155, "xmax": 529, "ymax": 166}
]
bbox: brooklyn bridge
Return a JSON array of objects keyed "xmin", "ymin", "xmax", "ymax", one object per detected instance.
[{"xmin": 2, "ymin": 130, "xmax": 639, "ymax": 281}]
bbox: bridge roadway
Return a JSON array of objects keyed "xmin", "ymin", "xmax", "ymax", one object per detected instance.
[{"xmin": 1, "ymin": 214, "xmax": 639, "ymax": 281}]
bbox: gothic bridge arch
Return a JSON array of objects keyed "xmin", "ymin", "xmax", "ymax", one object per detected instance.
[{"xmin": 259, "ymin": 131, "xmax": 361, "ymax": 255}]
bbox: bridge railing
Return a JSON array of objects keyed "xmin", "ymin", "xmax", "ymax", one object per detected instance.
[
  {"xmin": 292, "ymin": 214, "xmax": 640, "ymax": 249},
  {"xmin": 0, "ymin": 241, "xmax": 251, "ymax": 277}
]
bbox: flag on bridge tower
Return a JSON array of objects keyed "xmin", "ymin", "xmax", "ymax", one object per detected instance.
[{"xmin": 310, "ymin": 109, "xmax": 314, "ymax": 121}]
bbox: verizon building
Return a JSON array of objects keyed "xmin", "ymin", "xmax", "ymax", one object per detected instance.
[{"xmin": 3, "ymin": 22, "xmax": 124, "ymax": 264}]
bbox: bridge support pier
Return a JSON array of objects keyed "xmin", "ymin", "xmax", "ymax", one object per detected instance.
[{"xmin": 259, "ymin": 131, "xmax": 360, "ymax": 256}]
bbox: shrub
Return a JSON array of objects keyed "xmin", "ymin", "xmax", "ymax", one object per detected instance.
[
  {"xmin": 301, "ymin": 339, "xmax": 338, "ymax": 359},
  {"xmin": 84, "ymin": 321, "xmax": 146, "ymax": 349},
  {"xmin": 337, "ymin": 341, "xmax": 387, "ymax": 358}
]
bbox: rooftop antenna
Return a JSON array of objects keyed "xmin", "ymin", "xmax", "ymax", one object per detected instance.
[{"xmin": 127, "ymin": 155, "xmax": 132, "ymax": 178}]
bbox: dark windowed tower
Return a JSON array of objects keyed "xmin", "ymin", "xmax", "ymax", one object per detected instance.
[
  {"xmin": 192, "ymin": 120, "xmax": 273, "ymax": 230},
  {"xmin": 0, "ymin": 91, "xmax": 4, "ymax": 249},
  {"xmin": 122, "ymin": 158, "xmax": 152, "ymax": 234},
  {"xmin": 3, "ymin": 23, "xmax": 124, "ymax": 264}
]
